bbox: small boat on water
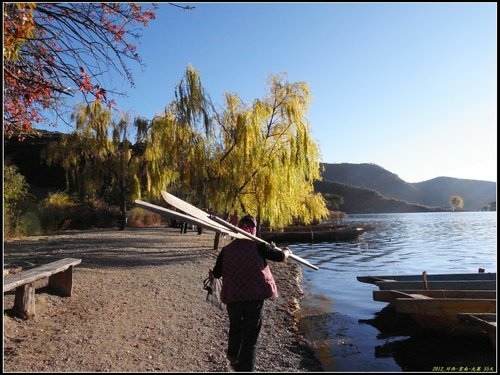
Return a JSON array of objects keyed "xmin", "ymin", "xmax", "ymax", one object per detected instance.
[
  {"xmin": 393, "ymin": 297, "xmax": 496, "ymax": 337},
  {"xmin": 458, "ymin": 313, "xmax": 496, "ymax": 348},
  {"xmin": 357, "ymin": 271, "xmax": 496, "ymax": 285},
  {"xmin": 373, "ymin": 289, "xmax": 497, "ymax": 304},
  {"xmin": 375, "ymin": 279, "xmax": 496, "ymax": 291},
  {"xmin": 261, "ymin": 224, "xmax": 368, "ymax": 243}
]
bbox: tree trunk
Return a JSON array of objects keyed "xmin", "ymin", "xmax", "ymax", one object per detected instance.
[
  {"xmin": 119, "ymin": 200, "xmax": 127, "ymax": 230},
  {"xmin": 119, "ymin": 177, "xmax": 127, "ymax": 231}
]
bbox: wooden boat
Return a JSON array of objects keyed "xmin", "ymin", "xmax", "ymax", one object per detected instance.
[
  {"xmin": 373, "ymin": 290, "xmax": 497, "ymax": 304},
  {"xmin": 260, "ymin": 224, "xmax": 367, "ymax": 243},
  {"xmin": 393, "ymin": 297, "xmax": 496, "ymax": 336},
  {"xmin": 357, "ymin": 272, "xmax": 496, "ymax": 285},
  {"xmin": 458, "ymin": 313, "xmax": 496, "ymax": 347},
  {"xmin": 375, "ymin": 279, "xmax": 496, "ymax": 290}
]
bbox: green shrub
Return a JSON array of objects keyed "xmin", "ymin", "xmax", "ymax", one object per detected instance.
[
  {"xmin": 37, "ymin": 193, "xmax": 122, "ymax": 231},
  {"xmin": 127, "ymin": 207, "xmax": 162, "ymax": 227},
  {"xmin": 17, "ymin": 211, "xmax": 42, "ymax": 236},
  {"xmin": 4, "ymin": 164, "xmax": 29, "ymax": 209},
  {"xmin": 38, "ymin": 191, "xmax": 79, "ymax": 232},
  {"xmin": 44, "ymin": 191, "xmax": 78, "ymax": 208},
  {"xmin": 4, "ymin": 164, "xmax": 31, "ymax": 237},
  {"xmin": 69, "ymin": 203, "xmax": 120, "ymax": 229}
]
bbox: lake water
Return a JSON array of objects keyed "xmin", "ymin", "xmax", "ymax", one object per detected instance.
[{"xmin": 288, "ymin": 212, "xmax": 497, "ymax": 372}]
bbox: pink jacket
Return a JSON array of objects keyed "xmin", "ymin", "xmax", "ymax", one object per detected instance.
[{"xmin": 219, "ymin": 239, "xmax": 279, "ymax": 304}]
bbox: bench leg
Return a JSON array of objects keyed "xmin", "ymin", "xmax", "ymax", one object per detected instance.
[
  {"xmin": 14, "ymin": 282, "xmax": 36, "ymax": 319},
  {"xmin": 48, "ymin": 266, "xmax": 74, "ymax": 297}
]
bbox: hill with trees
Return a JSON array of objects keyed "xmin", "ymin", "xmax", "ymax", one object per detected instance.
[
  {"xmin": 320, "ymin": 162, "xmax": 496, "ymax": 212},
  {"xmin": 314, "ymin": 180, "xmax": 439, "ymax": 214}
]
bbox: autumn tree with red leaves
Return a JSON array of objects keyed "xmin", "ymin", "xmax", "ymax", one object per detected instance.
[{"xmin": 3, "ymin": 2, "xmax": 159, "ymax": 139}]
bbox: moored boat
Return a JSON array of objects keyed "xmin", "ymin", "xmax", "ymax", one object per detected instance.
[
  {"xmin": 393, "ymin": 297, "xmax": 496, "ymax": 336},
  {"xmin": 375, "ymin": 279, "xmax": 496, "ymax": 291},
  {"xmin": 357, "ymin": 272, "xmax": 496, "ymax": 285},
  {"xmin": 261, "ymin": 224, "xmax": 368, "ymax": 243},
  {"xmin": 458, "ymin": 313, "xmax": 497, "ymax": 348},
  {"xmin": 373, "ymin": 289, "xmax": 497, "ymax": 304}
]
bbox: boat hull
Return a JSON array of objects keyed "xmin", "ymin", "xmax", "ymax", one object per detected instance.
[
  {"xmin": 375, "ymin": 280, "xmax": 496, "ymax": 290},
  {"xmin": 261, "ymin": 226, "xmax": 366, "ymax": 243},
  {"xmin": 394, "ymin": 298, "xmax": 496, "ymax": 336},
  {"xmin": 357, "ymin": 272, "xmax": 496, "ymax": 284},
  {"xmin": 373, "ymin": 290, "xmax": 497, "ymax": 304},
  {"xmin": 458, "ymin": 313, "xmax": 497, "ymax": 347}
]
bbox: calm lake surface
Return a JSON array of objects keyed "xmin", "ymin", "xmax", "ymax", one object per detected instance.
[{"xmin": 288, "ymin": 212, "xmax": 497, "ymax": 372}]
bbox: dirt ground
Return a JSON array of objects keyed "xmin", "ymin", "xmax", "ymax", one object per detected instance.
[{"xmin": 3, "ymin": 227, "xmax": 323, "ymax": 372}]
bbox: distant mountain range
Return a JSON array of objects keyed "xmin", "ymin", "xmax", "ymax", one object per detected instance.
[{"xmin": 317, "ymin": 163, "xmax": 496, "ymax": 213}]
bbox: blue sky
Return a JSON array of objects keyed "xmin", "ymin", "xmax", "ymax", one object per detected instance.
[{"xmin": 59, "ymin": 2, "xmax": 497, "ymax": 183}]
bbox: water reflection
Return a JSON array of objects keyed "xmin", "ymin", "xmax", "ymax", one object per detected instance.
[
  {"xmin": 374, "ymin": 333, "xmax": 496, "ymax": 372},
  {"xmin": 296, "ymin": 293, "xmax": 397, "ymax": 372},
  {"xmin": 358, "ymin": 305, "xmax": 422, "ymax": 339},
  {"xmin": 290, "ymin": 212, "xmax": 497, "ymax": 371}
]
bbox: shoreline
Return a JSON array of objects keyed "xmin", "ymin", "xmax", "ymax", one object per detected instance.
[{"xmin": 3, "ymin": 227, "xmax": 323, "ymax": 372}]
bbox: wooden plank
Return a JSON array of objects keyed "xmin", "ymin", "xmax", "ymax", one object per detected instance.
[
  {"xmin": 394, "ymin": 298, "xmax": 496, "ymax": 317},
  {"xmin": 373, "ymin": 290, "xmax": 415, "ymax": 302},
  {"xmin": 393, "ymin": 299, "xmax": 496, "ymax": 337},
  {"xmin": 161, "ymin": 191, "xmax": 213, "ymax": 222},
  {"xmin": 458, "ymin": 313, "xmax": 497, "ymax": 347},
  {"xmin": 4, "ymin": 258, "xmax": 82, "ymax": 319},
  {"xmin": 373, "ymin": 290, "xmax": 497, "ymax": 303},
  {"xmin": 14, "ymin": 282, "xmax": 35, "ymax": 319},
  {"xmin": 357, "ymin": 272, "xmax": 496, "ymax": 284},
  {"xmin": 394, "ymin": 298, "xmax": 496, "ymax": 336},
  {"xmin": 375, "ymin": 280, "xmax": 496, "ymax": 291},
  {"xmin": 48, "ymin": 266, "xmax": 74, "ymax": 297},
  {"xmin": 134, "ymin": 199, "xmax": 246, "ymax": 239},
  {"xmin": 3, "ymin": 258, "xmax": 82, "ymax": 293},
  {"xmin": 161, "ymin": 190, "xmax": 320, "ymax": 270},
  {"xmin": 209, "ymin": 214, "xmax": 320, "ymax": 271},
  {"xmin": 160, "ymin": 191, "xmax": 243, "ymax": 236},
  {"xmin": 458, "ymin": 312, "xmax": 496, "ymax": 325}
]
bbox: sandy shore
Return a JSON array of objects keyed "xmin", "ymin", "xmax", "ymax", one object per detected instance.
[{"xmin": 3, "ymin": 227, "xmax": 323, "ymax": 372}]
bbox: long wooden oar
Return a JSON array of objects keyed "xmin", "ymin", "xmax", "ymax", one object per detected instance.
[
  {"xmin": 161, "ymin": 191, "xmax": 319, "ymax": 270},
  {"xmin": 134, "ymin": 199, "xmax": 246, "ymax": 239},
  {"xmin": 209, "ymin": 215, "xmax": 319, "ymax": 270}
]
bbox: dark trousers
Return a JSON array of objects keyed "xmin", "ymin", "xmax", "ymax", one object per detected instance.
[
  {"xmin": 180, "ymin": 222, "xmax": 188, "ymax": 234},
  {"xmin": 226, "ymin": 300, "xmax": 264, "ymax": 372}
]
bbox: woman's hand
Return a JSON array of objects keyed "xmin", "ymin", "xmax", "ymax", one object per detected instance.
[{"xmin": 282, "ymin": 247, "xmax": 292, "ymax": 260}]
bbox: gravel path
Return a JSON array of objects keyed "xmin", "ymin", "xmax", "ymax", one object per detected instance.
[{"xmin": 3, "ymin": 227, "xmax": 323, "ymax": 372}]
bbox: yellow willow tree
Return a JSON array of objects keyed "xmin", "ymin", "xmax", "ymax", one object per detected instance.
[
  {"xmin": 133, "ymin": 65, "xmax": 328, "ymax": 229},
  {"xmin": 45, "ymin": 102, "xmax": 144, "ymax": 229},
  {"xmin": 139, "ymin": 107, "xmax": 209, "ymax": 202},
  {"xmin": 142, "ymin": 65, "xmax": 213, "ymax": 207},
  {"xmin": 44, "ymin": 67, "xmax": 212, "ymax": 231},
  {"xmin": 203, "ymin": 73, "xmax": 330, "ymax": 228}
]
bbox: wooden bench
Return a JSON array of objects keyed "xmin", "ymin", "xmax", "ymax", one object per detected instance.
[{"xmin": 3, "ymin": 257, "xmax": 82, "ymax": 319}]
